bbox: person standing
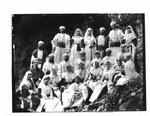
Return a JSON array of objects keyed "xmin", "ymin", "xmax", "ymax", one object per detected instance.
[
  {"xmin": 51, "ymin": 26, "xmax": 70, "ymax": 64},
  {"xmin": 69, "ymin": 28, "xmax": 84, "ymax": 69},
  {"xmin": 108, "ymin": 22, "xmax": 124, "ymax": 57},
  {"xmin": 84, "ymin": 28, "xmax": 96, "ymax": 61},
  {"xmin": 96, "ymin": 27, "xmax": 108, "ymax": 59},
  {"xmin": 30, "ymin": 41, "xmax": 48, "ymax": 70}
]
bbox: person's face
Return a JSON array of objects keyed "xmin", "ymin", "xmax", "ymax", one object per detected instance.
[
  {"xmin": 80, "ymin": 55, "xmax": 86, "ymax": 61},
  {"xmin": 43, "ymin": 77, "xmax": 50, "ymax": 85},
  {"xmin": 111, "ymin": 24, "xmax": 116, "ymax": 30},
  {"xmin": 52, "ymin": 68, "xmax": 57, "ymax": 75},
  {"xmin": 95, "ymin": 62, "xmax": 99, "ymax": 69},
  {"xmin": 66, "ymin": 66, "xmax": 71, "ymax": 72},
  {"xmin": 95, "ymin": 53, "xmax": 100, "ymax": 58},
  {"xmin": 64, "ymin": 55, "xmax": 69, "ymax": 62},
  {"xmin": 116, "ymin": 60, "xmax": 122, "ymax": 66},
  {"xmin": 106, "ymin": 62, "xmax": 111, "ymax": 69},
  {"xmin": 100, "ymin": 30, "xmax": 105, "ymax": 35},
  {"xmin": 79, "ymin": 63, "xmax": 85, "ymax": 70},
  {"xmin": 32, "ymin": 62, "xmax": 38, "ymax": 68},
  {"xmin": 38, "ymin": 45, "xmax": 44, "ymax": 50},
  {"xmin": 106, "ymin": 51, "xmax": 111, "ymax": 56},
  {"xmin": 127, "ymin": 28, "xmax": 131, "ymax": 34},
  {"xmin": 60, "ymin": 29, "xmax": 65, "ymax": 33},
  {"xmin": 75, "ymin": 77, "xmax": 80, "ymax": 84},
  {"xmin": 27, "ymin": 73, "xmax": 33, "ymax": 80},
  {"xmin": 76, "ymin": 30, "xmax": 80, "ymax": 36},
  {"xmin": 121, "ymin": 47, "xmax": 126, "ymax": 52},
  {"xmin": 49, "ymin": 58, "xmax": 54, "ymax": 63},
  {"xmin": 87, "ymin": 30, "xmax": 92, "ymax": 36}
]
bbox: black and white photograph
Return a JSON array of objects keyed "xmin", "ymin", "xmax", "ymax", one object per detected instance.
[
  {"xmin": 1, "ymin": 0, "xmax": 150, "ymax": 115},
  {"xmin": 12, "ymin": 13, "xmax": 146, "ymax": 112}
]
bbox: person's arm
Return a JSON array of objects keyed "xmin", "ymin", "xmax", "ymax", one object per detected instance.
[
  {"xmin": 65, "ymin": 35, "xmax": 71, "ymax": 53},
  {"xmin": 51, "ymin": 34, "xmax": 58, "ymax": 53}
]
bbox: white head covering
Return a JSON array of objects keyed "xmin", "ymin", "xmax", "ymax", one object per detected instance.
[
  {"xmin": 59, "ymin": 26, "xmax": 65, "ymax": 30},
  {"xmin": 110, "ymin": 21, "xmax": 116, "ymax": 27},
  {"xmin": 84, "ymin": 28, "xmax": 96, "ymax": 44},
  {"xmin": 124, "ymin": 25, "xmax": 137, "ymax": 39},
  {"xmin": 38, "ymin": 41, "xmax": 44, "ymax": 45},
  {"xmin": 19, "ymin": 71, "xmax": 33, "ymax": 90},
  {"xmin": 73, "ymin": 28, "xmax": 83, "ymax": 37},
  {"xmin": 99, "ymin": 27, "xmax": 106, "ymax": 32},
  {"xmin": 38, "ymin": 75, "xmax": 50, "ymax": 89}
]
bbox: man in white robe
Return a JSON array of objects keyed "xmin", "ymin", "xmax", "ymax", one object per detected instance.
[
  {"xmin": 42, "ymin": 53, "xmax": 58, "ymax": 75},
  {"xmin": 58, "ymin": 53, "xmax": 71, "ymax": 77},
  {"xmin": 51, "ymin": 26, "xmax": 70, "ymax": 64},
  {"xmin": 108, "ymin": 21, "xmax": 124, "ymax": 57}
]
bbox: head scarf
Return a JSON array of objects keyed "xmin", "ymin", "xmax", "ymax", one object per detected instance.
[
  {"xmin": 110, "ymin": 21, "xmax": 116, "ymax": 27},
  {"xmin": 99, "ymin": 27, "xmax": 106, "ymax": 32},
  {"xmin": 124, "ymin": 25, "xmax": 137, "ymax": 39},
  {"xmin": 73, "ymin": 28, "xmax": 83, "ymax": 37},
  {"xmin": 19, "ymin": 71, "xmax": 33, "ymax": 90},
  {"xmin": 84, "ymin": 28, "xmax": 95, "ymax": 41},
  {"xmin": 38, "ymin": 75, "xmax": 50, "ymax": 89}
]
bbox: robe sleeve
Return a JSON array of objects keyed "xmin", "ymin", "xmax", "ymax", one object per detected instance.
[
  {"xmin": 58, "ymin": 62, "xmax": 62, "ymax": 76},
  {"xmin": 65, "ymin": 34, "xmax": 71, "ymax": 52}
]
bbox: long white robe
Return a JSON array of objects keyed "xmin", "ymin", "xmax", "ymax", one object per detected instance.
[
  {"xmin": 36, "ymin": 76, "xmax": 63, "ymax": 112},
  {"xmin": 51, "ymin": 33, "xmax": 70, "ymax": 64},
  {"xmin": 108, "ymin": 29, "xmax": 124, "ymax": 57},
  {"xmin": 58, "ymin": 60, "xmax": 71, "ymax": 77},
  {"xmin": 69, "ymin": 36, "xmax": 83, "ymax": 70},
  {"xmin": 62, "ymin": 83, "xmax": 88, "ymax": 108},
  {"xmin": 84, "ymin": 36, "xmax": 96, "ymax": 61},
  {"xmin": 124, "ymin": 59, "xmax": 139, "ymax": 80}
]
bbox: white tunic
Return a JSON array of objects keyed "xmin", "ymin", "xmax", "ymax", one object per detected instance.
[
  {"xmin": 69, "ymin": 36, "xmax": 83, "ymax": 70},
  {"xmin": 51, "ymin": 33, "xmax": 70, "ymax": 64}
]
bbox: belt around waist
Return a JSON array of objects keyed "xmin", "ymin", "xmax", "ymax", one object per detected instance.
[{"xmin": 110, "ymin": 42, "xmax": 120, "ymax": 47}]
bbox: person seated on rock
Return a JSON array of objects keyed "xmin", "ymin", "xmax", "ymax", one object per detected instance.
[
  {"xmin": 91, "ymin": 51, "xmax": 104, "ymax": 69},
  {"xmin": 75, "ymin": 61, "xmax": 90, "ymax": 83},
  {"xmin": 36, "ymin": 75, "xmax": 63, "ymax": 112},
  {"xmin": 30, "ymin": 58, "xmax": 44, "ymax": 87},
  {"xmin": 62, "ymin": 76, "xmax": 88, "ymax": 109},
  {"xmin": 42, "ymin": 53, "xmax": 58, "ymax": 75},
  {"xmin": 87, "ymin": 59, "xmax": 104, "ymax": 91},
  {"xmin": 61, "ymin": 64, "xmax": 75, "ymax": 88},
  {"xmin": 19, "ymin": 71, "xmax": 36, "ymax": 93}
]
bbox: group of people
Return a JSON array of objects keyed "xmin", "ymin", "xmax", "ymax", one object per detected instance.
[{"xmin": 15, "ymin": 21, "xmax": 140, "ymax": 112}]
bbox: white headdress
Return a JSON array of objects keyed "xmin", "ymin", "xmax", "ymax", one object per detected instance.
[
  {"xmin": 125, "ymin": 25, "xmax": 137, "ymax": 39},
  {"xmin": 59, "ymin": 26, "xmax": 65, "ymax": 30},
  {"xmin": 19, "ymin": 71, "xmax": 33, "ymax": 90},
  {"xmin": 38, "ymin": 41, "xmax": 44, "ymax": 45}
]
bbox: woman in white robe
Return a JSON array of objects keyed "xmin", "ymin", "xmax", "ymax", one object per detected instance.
[
  {"xmin": 124, "ymin": 53, "xmax": 139, "ymax": 81},
  {"xmin": 62, "ymin": 76, "xmax": 88, "ymax": 108},
  {"xmin": 36, "ymin": 75, "xmax": 63, "ymax": 112},
  {"xmin": 124, "ymin": 26, "xmax": 137, "ymax": 61},
  {"xmin": 89, "ymin": 61, "xmax": 114, "ymax": 102},
  {"xmin": 19, "ymin": 71, "xmax": 36, "ymax": 93},
  {"xmin": 69, "ymin": 28, "xmax": 84, "ymax": 69},
  {"xmin": 84, "ymin": 28, "xmax": 96, "ymax": 61},
  {"xmin": 87, "ymin": 59, "xmax": 104, "ymax": 91}
]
